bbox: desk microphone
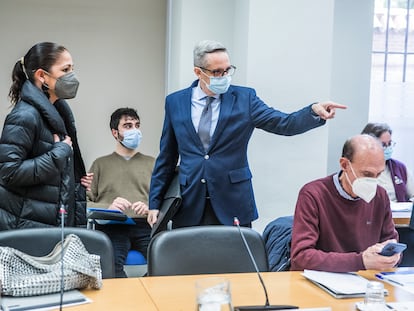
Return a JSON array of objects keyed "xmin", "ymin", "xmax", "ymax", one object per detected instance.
[
  {"xmin": 59, "ymin": 204, "xmax": 66, "ymax": 311},
  {"xmin": 233, "ymin": 217, "xmax": 298, "ymax": 311}
]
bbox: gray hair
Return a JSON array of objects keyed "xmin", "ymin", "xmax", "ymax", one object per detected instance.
[
  {"xmin": 361, "ymin": 122, "xmax": 392, "ymax": 138},
  {"xmin": 193, "ymin": 40, "xmax": 227, "ymax": 67}
]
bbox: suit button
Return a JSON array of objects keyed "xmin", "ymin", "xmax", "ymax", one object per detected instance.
[
  {"xmin": 201, "ymin": 179, "xmax": 206, "ymax": 183},
  {"xmin": 204, "ymin": 155, "xmax": 209, "ymax": 160}
]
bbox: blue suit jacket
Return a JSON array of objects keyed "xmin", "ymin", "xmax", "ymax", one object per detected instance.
[{"xmin": 149, "ymin": 80, "xmax": 325, "ymax": 227}]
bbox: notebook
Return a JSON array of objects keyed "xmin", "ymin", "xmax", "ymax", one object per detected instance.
[
  {"xmin": 302, "ymin": 270, "xmax": 388, "ymax": 299},
  {"xmin": 1, "ymin": 290, "xmax": 91, "ymax": 311}
]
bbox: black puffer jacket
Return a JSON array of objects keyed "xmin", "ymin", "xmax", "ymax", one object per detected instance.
[{"xmin": 0, "ymin": 81, "xmax": 87, "ymax": 229}]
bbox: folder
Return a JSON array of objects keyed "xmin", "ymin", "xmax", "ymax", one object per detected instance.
[
  {"xmin": 1, "ymin": 290, "xmax": 90, "ymax": 311},
  {"xmin": 150, "ymin": 168, "xmax": 181, "ymax": 238},
  {"xmin": 87, "ymin": 208, "xmax": 136, "ymax": 225},
  {"xmin": 302, "ymin": 270, "xmax": 388, "ymax": 299}
]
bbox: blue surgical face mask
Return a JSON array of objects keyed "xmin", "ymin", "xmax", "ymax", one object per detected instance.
[
  {"xmin": 120, "ymin": 129, "xmax": 142, "ymax": 150},
  {"xmin": 206, "ymin": 75, "xmax": 231, "ymax": 95},
  {"xmin": 383, "ymin": 146, "xmax": 393, "ymax": 161}
]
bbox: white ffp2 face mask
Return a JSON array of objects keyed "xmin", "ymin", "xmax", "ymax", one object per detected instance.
[
  {"xmin": 351, "ymin": 177, "xmax": 378, "ymax": 203},
  {"xmin": 345, "ymin": 161, "xmax": 378, "ymax": 203}
]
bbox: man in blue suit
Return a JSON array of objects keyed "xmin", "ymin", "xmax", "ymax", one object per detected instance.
[{"xmin": 148, "ymin": 40, "xmax": 346, "ymax": 228}]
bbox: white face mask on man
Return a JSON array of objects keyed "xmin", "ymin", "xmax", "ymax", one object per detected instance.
[{"xmin": 344, "ymin": 161, "xmax": 378, "ymax": 203}]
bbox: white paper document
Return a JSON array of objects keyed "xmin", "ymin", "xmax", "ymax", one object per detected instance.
[
  {"xmin": 376, "ymin": 269, "xmax": 414, "ymax": 294},
  {"xmin": 302, "ymin": 270, "xmax": 387, "ymax": 299},
  {"xmin": 1, "ymin": 290, "xmax": 91, "ymax": 311},
  {"xmin": 356, "ymin": 301, "xmax": 414, "ymax": 311},
  {"xmin": 390, "ymin": 201, "xmax": 413, "ymax": 212},
  {"xmin": 386, "ymin": 301, "xmax": 414, "ymax": 310}
]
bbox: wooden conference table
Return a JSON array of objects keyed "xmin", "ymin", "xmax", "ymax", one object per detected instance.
[
  {"xmin": 393, "ymin": 210, "xmax": 411, "ymax": 227},
  {"xmin": 71, "ymin": 270, "xmax": 414, "ymax": 311}
]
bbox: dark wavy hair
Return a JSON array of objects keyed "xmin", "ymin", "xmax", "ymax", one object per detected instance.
[
  {"xmin": 8, "ymin": 42, "xmax": 67, "ymax": 105},
  {"xmin": 110, "ymin": 108, "xmax": 140, "ymax": 130}
]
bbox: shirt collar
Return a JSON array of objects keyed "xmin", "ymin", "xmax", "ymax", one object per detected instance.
[
  {"xmin": 333, "ymin": 171, "xmax": 360, "ymax": 201},
  {"xmin": 194, "ymin": 82, "xmax": 218, "ymax": 101}
]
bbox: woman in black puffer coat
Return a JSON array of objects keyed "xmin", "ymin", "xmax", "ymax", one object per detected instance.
[{"xmin": 0, "ymin": 42, "xmax": 93, "ymax": 230}]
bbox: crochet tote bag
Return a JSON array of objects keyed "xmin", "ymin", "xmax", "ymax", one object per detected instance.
[{"xmin": 0, "ymin": 233, "xmax": 102, "ymax": 296}]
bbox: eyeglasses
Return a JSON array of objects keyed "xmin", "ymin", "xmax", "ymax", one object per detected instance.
[
  {"xmin": 199, "ymin": 65, "xmax": 236, "ymax": 77},
  {"xmin": 382, "ymin": 141, "xmax": 396, "ymax": 149}
]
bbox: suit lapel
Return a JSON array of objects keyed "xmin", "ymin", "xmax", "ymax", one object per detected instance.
[
  {"xmin": 179, "ymin": 83, "xmax": 205, "ymax": 149},
  {"xmin": 178, "ymin": 82, "xmax": 236, "ymax": 152},
  {"xmin": 209, "ymin": 88, "xmax": 235, "ymax": 150}
]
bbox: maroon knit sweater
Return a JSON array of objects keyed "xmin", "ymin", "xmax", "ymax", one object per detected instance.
[{"xmin": 290, "ymin": 174, "xmax": 398, "ymax": 272}]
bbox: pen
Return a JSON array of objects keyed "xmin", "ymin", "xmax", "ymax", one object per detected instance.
[{"xmin": 375, "ymin": 274, "xmax": 404, "ymax": 287}]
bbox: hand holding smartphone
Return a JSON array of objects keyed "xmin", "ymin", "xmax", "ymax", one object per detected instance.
[{"xmin": 378, "ymin": 242, "xmax": 407, "ymax": 257}]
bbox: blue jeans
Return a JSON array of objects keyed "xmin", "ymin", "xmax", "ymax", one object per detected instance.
[{"xmin": 96, "ymin": 218, "xmax": 151, "ymax": 278}]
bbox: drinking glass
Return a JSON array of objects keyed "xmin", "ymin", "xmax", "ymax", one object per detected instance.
[
  {"xmin": 364, "ymin": 281, "xmax": 386, "ymax": 311},
  {"xmin": 195, "ymin": 277, "xmax": 233, "ymax": 311}
]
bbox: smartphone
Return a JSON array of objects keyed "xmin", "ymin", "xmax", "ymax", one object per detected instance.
[{"xmin": 378, "ymin": 242, "xmax": 407, "ymax": 256}]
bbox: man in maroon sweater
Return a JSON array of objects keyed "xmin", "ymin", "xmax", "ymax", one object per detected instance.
[{"xmin": 291, "ymin": 134, "xmax": 400, "ymax": 272}]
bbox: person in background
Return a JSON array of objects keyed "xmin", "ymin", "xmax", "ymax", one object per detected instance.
[
  {"xmin": 87, "ymin": 107, "xmax": 155, "ymax": 278},
  {"xmin": 291, "ymin": 134, "xmax": 400, "ymax": 272},
  {"xmin": 148, "ymin": 39, "xmax": 346, "ymax": 229},
  {"xmin": 361, "ymin": 122, "xmax": 414, "ymax": 202},
  {"xmin": 0, "ymin": 42, "xmax": 92, "ymax": 230}
]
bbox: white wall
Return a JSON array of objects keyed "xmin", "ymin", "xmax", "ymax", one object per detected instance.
[
  {"xmin": 0, "ymin": 0, "xmax": 167, "ymax": 169},
  {"xmin": 246, "ymin": 0, "xmax": 334, "ymax": 232},
  {"xmin": 0, "ymin": 0, "xmax": 375, "ymax": 233},
  {"xmin": 328, "ymin": 0, "xmax": 375, "ymax": 173}
]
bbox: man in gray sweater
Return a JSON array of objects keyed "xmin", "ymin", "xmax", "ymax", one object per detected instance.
[{"xmin": 87, "ymin": 107, "xmax": 155, "ymax": 278}]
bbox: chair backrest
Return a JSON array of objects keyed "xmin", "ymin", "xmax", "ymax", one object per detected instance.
[
  {"xmin": 0, "ymin": 227, "xmax": 115, "ymax": 278},
  {"xmin": 396, "ymin": 227, "xmax": 414, "ymax": 267},
  {"xmin": 147, "ymin": 225, "xmax": 269, "ymax": 276}
]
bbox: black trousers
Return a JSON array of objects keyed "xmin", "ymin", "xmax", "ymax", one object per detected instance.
[{"xmin": 199, "ymin": 198, "xmax": 252, "ymax": 228}]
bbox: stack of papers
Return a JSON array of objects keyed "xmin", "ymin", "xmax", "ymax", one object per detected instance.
[
  {"xmin": 1, "ymin": 290, "xmax": 91, "ymax": 311},
  {"xmin": 376, "ymin": 269, "xmax": 414, "ymax": 294},
  {"xmin": 356, "ymin": 301, "xmax": 414, "ymax": 311},
  {"xmin": 302, "ymin": 270, "xmax": 388, "ymax": 299},
  {"xmin": 390, "ymin": 202, "xmax": 413, "ymax": 212},
  {"xmin": 386, "ymin": 302, "xmax": 414, "ymax": 310}
]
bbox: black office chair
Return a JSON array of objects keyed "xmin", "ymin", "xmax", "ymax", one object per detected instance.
[
  {"xmin": 147, "ymin": 225, "xmax": 269, "ymax": 276},
  {"xmin": 0, "ymin": 227, "xmax": 115, "ymax": 278},
  {"xmin": 396, "ymin": 227, "xmax": 414, "ymax": 266}
]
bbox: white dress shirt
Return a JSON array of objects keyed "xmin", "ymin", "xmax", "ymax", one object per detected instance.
[{"xmin": 191, "ymin": 84, "xmax": 220, "ymax": 138}]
